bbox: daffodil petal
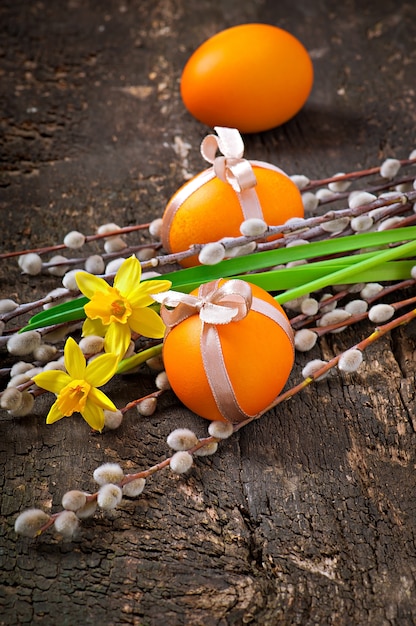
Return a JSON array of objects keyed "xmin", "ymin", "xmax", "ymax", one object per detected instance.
[
  {"xmin": 64, "ymin": 337, "xmax": 86, "ymax": 379},
  {"xmin": 89, "ymin": 387, "xmax": 117, "ymax": 411},
  {"xmin": 46, "ymin": 400, "xmax": 65, "ymax": 424},
  {"xmin": 114, "ymin": 256, "xmax": 141, "ymax": 297},
  {"xmin": 82, "ymin": 317, "xmax": 107, "ymax": 338},
  {"xmin": 128, "ymin": 280, "xmax": 172, "ymax": 308},
  {"xmin": 104, "ymin": 322, "xmax": 131, "ymax": 360},
  {"xmin": 76, "ymin": 271, "xmax": 112, "ymax": 300},
  {"xmin": 32, "ymin": 370, "xmax": 71, "ymax": 394},
  {"xmin": 85, "ymin": 352, "xmax": 119, "ymax": 387},
  {"xmin": 128, "ymin": 306, "xmax": 166, "ymax": 339},
  {"xmin": 82, "ymin": 399, "xmax": 105, "ymax": 431}
]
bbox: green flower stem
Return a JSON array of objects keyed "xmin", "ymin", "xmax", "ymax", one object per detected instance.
[{"xmin": 117, "ymin": 343, "xmax": 163, "ymax": 374}]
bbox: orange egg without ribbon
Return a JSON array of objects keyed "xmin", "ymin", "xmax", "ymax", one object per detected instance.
[
  {"xmin": 180, "ymin": 23, "xmax": 313, "ymax": 133},
  {"xmin": 162, "ymin": 280, "xmax": 294, "ymax": 423},
  {"xmin": 161, "ymin": 164, "xmax": 304, "ymax": 268}
]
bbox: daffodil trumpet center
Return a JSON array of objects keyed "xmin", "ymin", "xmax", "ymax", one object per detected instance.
[
  {"xmin": 86, "ymin": 288, "xmax": 132, "ymax": 325},
  {"xmin": 57, "ymin": 379, "xmax": 91, "ymax": 416}
]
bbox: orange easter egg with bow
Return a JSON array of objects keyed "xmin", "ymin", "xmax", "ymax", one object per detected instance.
[
  {"xmin": 161, "ymin": 127, "xmax": 304, "ymax": 268},
  {"xmin": 161, "ymin": 279, "xmax": 294, "ymax": 423}
]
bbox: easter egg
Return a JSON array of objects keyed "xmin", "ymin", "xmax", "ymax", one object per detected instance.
[
  {"xmin": 161, "ymin": 279, "xmax": 294, "ymax": 423},
  {"xmin": 161, "ymin": 161, "xmax": 304, "ymax": 268},
  {"xmin": 180, "ymin": 23, "xmax": 313, "ymax": 133}
]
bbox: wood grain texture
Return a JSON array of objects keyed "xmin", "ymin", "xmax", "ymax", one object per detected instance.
[{"xmin": 1, "ymin": 1, "xmax": 416, "ymax": 624}]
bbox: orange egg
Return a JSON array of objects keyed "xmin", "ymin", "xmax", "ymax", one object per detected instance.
[
  {"xmin": 162, "ymin": 280, "xmax": 294, "ymax": 423},
  {"xmin": 181, "ymin": 23, "xmax": 313, "ymax": 133},
  {"xmin": 161, "ymin": 163, "xmax": 304, "ymax": 267}
]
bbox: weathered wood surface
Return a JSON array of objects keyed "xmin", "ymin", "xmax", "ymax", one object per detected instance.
[{"xmin": 1, "ymin": 1, "xmax": 416, "ymax": 624}]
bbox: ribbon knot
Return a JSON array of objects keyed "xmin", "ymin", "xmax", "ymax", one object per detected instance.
[
  {"xmin": 152, "ymin": 279, "xmax": 253, "ymax": 328},
  {"xmin": 200, "ymin": 127, "xmax": 258, "ymax": 195}
]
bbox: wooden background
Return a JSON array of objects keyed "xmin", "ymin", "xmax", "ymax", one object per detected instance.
[{"xmin": 2, "ymin": 1, "xmax": 416, "ymax": 624}]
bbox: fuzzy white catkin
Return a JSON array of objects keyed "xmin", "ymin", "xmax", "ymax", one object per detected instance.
[
  {"xmin": 18, "ymin": 253, "xmax": 42, "ymax": 275},
  {"xmin": 10, "ymin": 361, "xmax": 34, "ymax": 376},
  {"xmin": 315, "ymin": 188, "xmax": 335, "ymax": 202},
  {"xmin": 32, "ymin": 344, "xmax": 57, "ymax": 363},
  {"xmin": 62, "ymin": 490, "xmax": 87, "ymax": 511},
  {"xmin": 84, "ymin": 254, "xmax": 105, "ymax": 274},
  {"xmin": 76, "ymin": 499, "xmax": 97, "ymax": 520},
  {"xmin": 8, "ymin": 391, "xmax": 35, "ymax": 417},
  {"xmin": 360, "ymin": 283, "xmax": 383, "ymax": 299},
  {"xmin": 344, "ymin": 299, "xmax": 368, "ymax": 315},
  {"xmin": 103, "ymin": 409, "xmax": 124, "ymax": 430},
  {"xmin": 93, "ymin": 463, "xmax": 124, "ymax": 486},
  {"xmin": 198, "ymin": 242, "xmax": 226, "ymax": 265},
  {"xmin": 54, "ymin": 510, "xmax": 79, "ymax": 538},
  {"xmin": 368, "ymin": 303, "xmax": 395, "ymax": 323},
  {"xmin": 328, "ymin": 173, "xmax": 351, "ymax": 192},
  {"xmin": 226, "ymin": 242, "xmax": 257, "ymax": 258},
  {"xmin": 286, "ymin": 260, "xmax": 307, "ymax": 268},
  {"xmin": 63, "ymin": 230, "xmax": 86, "ymax": 249},
  {"xmin": 301, "ymin": 297, "xmax": 319, "ymax": 316},
  {"xmin": 283, "ymin": 294, "xmax": 309, "ymax": 312},
  {"xmin": 411, "ymin": 265, "xmax": 416, "ymax": 280},
  {"xmin": 14, "ymin": 509, "xmax": 51, "ymax": 538},
  {"xmin": 48, "ymin": 255, "xmax": 70, "ymax": 277},
  {"xmin": 149, "ymin": 218, "xmax": 163, "ymax": 238},
  {"xmin": 302, "ymin": 192, "xmax": 319, "ymax": 211},
  {"xmin": 136, "ymin": 248, "xmax": 155, "ymax": 262},
  {"xmin": 286, "ymin": 238, "xmax": 309, "ymax": 248},
  {"xmin": 348, "ymin": 192, "xmax": 377, "ymax": 209},
  {"xmin": 290, "ymin": 174, "xmax": 310, "ymax": 189},
  {"xmin": 79, "ymin": 335, "xmax": 105, "ymax": 355},
  {"xmin": 302, "ymin": 359, "xmax": 330, "ymax": 380},
  {"xmin": 62, "ymin": 269, "xmax": 81, "ymax": 291},
  {"xmin": 208, "ymin": 420, "xmax": 234, "ymax": 439},
  {"xmin": 321, "ymin": 217, "xmax": 350, "ymax": 233},
  {"xmin": 122, "ymin": 478, "xmax": 146, "ymax": 497},
  {"xmin": 7, "ymin": 373, "xmax": 31, "ymax": 388},
  {"xmin": 294, "ymin": 329, "xmax": 318, "ymax": 352},
  {"xmin": 167, "ymin": 428, "xmax": 199, "ymax": 451},
  {"xmin": 380, "ymin": 158, "xmax": 401, "ymax": 179},
  {"xmin": 240, "ymin": 218, "xmax": 267, "ymax": 237},
  {"xmin": 284, "ymin": 217, "xmax": 306, "ymax": 229},
  {"xmin": 350, "ymin": 215, "xmax": 374, "ymax": 232},
  {"xmin": 338, "ymin": 349, "xmax": 363, "ymax": 373},
  {"xmin": 7, "ymin": 331, "xmax": 41, "ymax": 356},
  {"xmin": 155, "ymin": 371, "xmax": 170, "ymax": 391},
  {"xmin": 377, "ymin": 216, "xmax": 404, "ymax": 231},
  {"xmin": 0, "ymin": 298, "xmax": 18, "ymax": 313},
  {"xmin": 318, "ymin": 309, "xmax": 351, "ymax": 330},
  {"xmin": 97, "ymin": 484, "xmax": 123, "ymax": 510},
  {"xmin": 106, "ymin": 258, "xmax": 125, "ymax": 274},
  {"xmin": 146, "ymin": 355, "xmax": 165, "ymax": 371},
  {"xmin": 97, "ymin": 222, "xmax": 121, "ymax": 237},
  {"xmin": 136, "ymin": 397, "xmax": 158, "ymax": 416},
  {"xmin": 43, "ymin": 287, "xmax": 72, "ymax": 310},
  {"xmin": 170, "ymin": 451, "xmax": 194, "ymax": 474},
  {"xmin": 194, "ymin": 442, "xmax": 218, "ymax": 456},
  {"xmin": 43, "ymin": 360, "xmax": 67, "ymax": 372},
  {"xmin": 0, "ymin": 387, "xmax": 23, "ymax": 411},
  {"xmin": 104, "ymin": 236, "xmax": 127, "ymax": 253},
  {"xmin": 320, "ymin": 293, "xmax": 337, "ymax": 313}
]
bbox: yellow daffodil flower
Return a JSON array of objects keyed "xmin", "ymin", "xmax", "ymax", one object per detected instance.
[
  {"xmin": 33, "ymin": 337, "xmax": 118, "ymax": 431},
  {"xmin": 75, "ymin": 256, "xmax": 171, "ymax": 360}
]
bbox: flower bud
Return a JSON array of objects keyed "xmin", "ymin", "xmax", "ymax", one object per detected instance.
[
  {"xmin": 360, "ymin": 283, "xmax": 383, "ymax": 299},
  {"xmin": 0, "ymin": 299, "xmax": 18, "ymax": 313},
  {"xmin": 318, "ymin": 309, "xmax": 351, "ymax": 332},
  {"xmin": 14, "ymin": 509, "xmax": 51, "ymax": 538},
  {"xmin": 10, "ymin": 361, "xmax": 34, "ymax": 376},
  {"xmin": 93, "ymin": 463, "xmax": 124, "ymax": 486},
  {"xmin": 62, "ymin": 490, "xmax": 87, "ymax": 511},
  {"xmin": 32, "ymin": 344, "xmax": 57, "ymax": 363},
  {"xmin": 170, "ymin": 451, "xmax": 193, "ymax": 474},
  {"xmin": 136, "ymin": 248, "xmax": 155, "ymax": 261},
  {"xmin": 226, "ymin": 242, "xmax": 256, "ymax": 258},
  {"xmin": 198, "ymin": 242, "xmax": 226, "ymax": 265},
  {"xmin": 8, "ymin": 391, "xmax": 35, "ymax": 416},
  {"xmin": 328, "ymin": 173, "xmax": 351, "ymax": 192},
  {"xmin": 290, "ymin": 174, "xmax": 310, "ymax": 189},
  {"xmin": 294, "ymin": 329, "xmax": 318, "ymax": 352},
  {"xmin": 344, "ymin": 299, "xmax": 368, "ymax": 315},
  {"xmin": 302, "ymin": 359, "xmax": 329, "ymax": 381},
  {"xmin": 155, "ymin": 371, "xmax": 170, "ymax": 391},
  {"xmin": 97, "ymin": 222, "xmax": 121, "ymax": 237},
  {"xmin": 149, "ymin": 218, "xmax": 163, "ymax": 238},
  {"xmin": 194, "ymin": 442, "xmax": 218, "ymax": 456},
  {"xmin": 136, "ymin": 397, "xmax": 157, "ymax": 416},
  {"xmin": 350, "ymin": 215, "xmax": 373, "ymax": 232},
  {"xmin": 380, "ymin": 158, "xmax": 401, "ymax": 179},
  {"xmin": 146, "ymin": 354, "xmax": 165, "ymax": 371},
  {"xmin": 79, "ymin": 335, "xmax": 105, "ymax": 356},
  {"xmin": 240, "ymin": 218, "xmax": 267, "ymax": 237},
  {"xmin": 302, "ymin": 192, "xmax": 319, "ymax": 211},
  {"xmin": 97, "ymin": 484, "xmax": 123, "ymax": 510},
  {"xmin": 348, "ymin": 192, "xmax": 377, "ymax": 209},
  {"xmin": 377, "ymin": 216, "xmax": 404, "ymax": 231},
  {"xmin": 18, "ymin": 253, "xmax": 42, "ymax": 275},
  {"xmin": 47, "ymin": 255, "xmax": 70, "ymax": 277},
  {"xmin": 122, "ymin": 478, "xmax": 146, "ymax": 497},
  {"xmin": 103, "ymin": 409, "xmax": 124, "ymax": 430},
  {"xmin": 338, "ymin": 349, "xmax": 363, "ymax": 373},
  {"xmin": 1, "ymin": 387, "xmax": 23, "ymax": 411},
  {"xmin": 208, "ymin": 421, "xmax": 234, "ymax": 439},
  {"xmin": 84, "ymin": 255, "xmax": 105, "ymax": 274},
  {"xmin": 54, "ymin": 510, "xmax": 79, "ymax": 539},
  {"xmin": 315, "ymin": 188, "xmax": 335, "ymax": 202},
  {"xmin": 76, "ymin": 499, "xmax": 97, "ymax": 520},
  {"xmin": 368, "ymin": 303, "xmax": 395, "ymax": 323},
  {"xmin": 167, "ymin": 428, "xmax": 198, "ymax": 451},
  {"xmin": 43, "ymin": 287, "xmax": 72, "ymax": 310},
  {"xmin": 321, "ymin": 217, "xmax": 350, "ymax": 233},
  {"xmin": 105, "ymin": 258, "xmax": 125, "ymax": 274},
  {"xmin": 104, "ymin": 237, "xmax": 127, "ymax": 253},
  {"xmin": 63, "ymin": 230, "xmax": 86, "ymax": 249},
  {"xmin": 62, "ymin": 269, "xmax": 81, "ymax": 291},
  {"xmin": 7, "ymin": 331, "xmax": 41, "ymax": 356},
  {"xmin": 300, "ymin": 297, "xmax": 319, "ymax": 316}
]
